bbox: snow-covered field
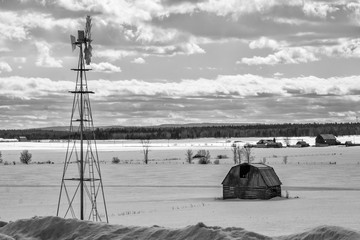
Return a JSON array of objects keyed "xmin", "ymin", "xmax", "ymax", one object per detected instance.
[{"xmin": 1, "ymin": 137, "xmax": 360, "ymax": 239}]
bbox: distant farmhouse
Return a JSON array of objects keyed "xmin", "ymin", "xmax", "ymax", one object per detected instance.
[
  {"xmin": 315, "ymin": 134, "xmax": 340, "ymax": 147},
  {"xmin": 288, "ymin": 140, "xmax": 310, "ymax": 148},
  {"xmin": 222, "ymin": 163, "xmax": 282, "ymax": 200},
  {"xmin": 18, "ymin": 136, "xmax": 28, "ymax": 142},
  {"xmin": 255, "ymin": 139, "xmax": 282, "ymax": 148}
]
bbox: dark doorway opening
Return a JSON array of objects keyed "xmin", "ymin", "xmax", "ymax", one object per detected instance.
[{"xmin": 240, "ymin": 164, "xmax": 250, "ymax": 178}]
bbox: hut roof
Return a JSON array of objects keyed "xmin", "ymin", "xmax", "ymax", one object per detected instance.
[
  {"xmin": 318, "ymin": 134, "xmax": 336, "ymax": 140},
  {"xmin": 221, "ymin": 163, "xmax": 282, "ymax": 187}
]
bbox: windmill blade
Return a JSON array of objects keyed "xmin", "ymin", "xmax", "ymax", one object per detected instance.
[
  {"xmin": 84, "ymin": 41, "xmax": 92, "ymax": 65},
  {"xmin": 84, "ymin": 15, "xmax": 92, "ymax": 65},
  {"xmin": 70, "ymin": 35, "xmax": 76, "ymax": 51},
  {"xmin": 85, "ymin": 16, "xmax": 92, "ymax": 39},
  {"xmin": 88, "ymin": 43, "xmax": 92, "ymax": 56},
  {"xmin": 84, "ymin": 45, "xmax": 91, "ymax": 65}
]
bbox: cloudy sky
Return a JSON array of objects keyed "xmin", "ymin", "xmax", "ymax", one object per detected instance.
[{"xmin": 1, "ymin": 0, "xmax": 360, "ymax": 129}]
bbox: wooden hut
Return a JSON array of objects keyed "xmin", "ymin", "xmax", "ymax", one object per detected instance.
[
  {"xmin": 222, "ymin": 163, "xmax": 282, "ymax": 200},
  {"xmin": 315, "ymin": 134, "xmax": 339, "ymax": 146}
]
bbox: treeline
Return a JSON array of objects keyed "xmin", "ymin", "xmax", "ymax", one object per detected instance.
[{"xmin": 1, "ymin": 122, "xmax": 360, "ymax": 140}]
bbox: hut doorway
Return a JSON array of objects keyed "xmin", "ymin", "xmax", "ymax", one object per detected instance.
[{"xmin": 240, "ymin": 164, "xmax": 250, "ymax": 178}]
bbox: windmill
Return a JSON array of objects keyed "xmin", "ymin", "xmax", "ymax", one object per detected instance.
[{"xmin": 57, "ymin": 16, "xmax": 108, "ymax": 223}]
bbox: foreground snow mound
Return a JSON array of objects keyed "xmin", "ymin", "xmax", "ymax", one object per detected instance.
[
  {"xmin": 278, "ymin": 225, "xmax": 360, "ymax": 240},
  {"xmin": 0, "ymin": 216, "xmax": 359, "ymax": 240},
  {"xmin": 0, "ymin": 217, "xmax": 269, "ymax": 240}
]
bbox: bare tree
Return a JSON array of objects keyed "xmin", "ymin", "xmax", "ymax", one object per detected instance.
[
  {"xmin": 0, "ymin": 151, "xmax": 2, "ymax": 164},
  {"xmin": 185, "ymin": 149, "xmax": 193, "ymax": 164},
  {"xmin": 236, "ymin": 146, "xmax": 243, "ymax": 164},
  {"xmin": 242, "ymin": 146, "xmax": 253, "ymax": 163},
  {"xmin": 140, "ymin": 139, "xmax": 150, "ymax": 164},
  {"xmin": 231, "ymin": 145, "xmax": 237, "ymax": 164},
  {"xmin": 204, "ymin": 150, "xmax": 211, "ymax": 163},
  {"xmin": 20, "ymin": 150, "xmax": 32, "ymax": 164}
]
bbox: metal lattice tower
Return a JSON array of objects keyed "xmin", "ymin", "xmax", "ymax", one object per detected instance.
[{"xmin": 57, "ymin": 16, "xmax": 108, "ymax": 223}]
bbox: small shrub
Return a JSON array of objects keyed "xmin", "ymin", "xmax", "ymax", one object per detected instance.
[
  {"xmin": 283, "ymin": 156, "xmax": 288, "ymax": 165},
  {"xmin": 284, "ymin": 190, "xmax": 289, "ymax": 198},
  {"xmin": 198, "ymin": 158, "xmax": 211, "ymax": 164},
  {"xmin": 112, "ymin": 157, "xmax": 120, "ymax": 164},
  {"xmin": 195, "ymin": 150, "xmax": 211, "ymax": 164},
  {"xmin": 216, "ymin": 155, "xmax": 228, "ymax": 159},
  {"xmin": 214, "ymin": 159, "xmax": 220, "ymax": 165},
  {"xmin": 4, "ymin": 161, "xmax": 9, "ymax": 165},
  {"xmin": 20, "ymin": 150, "xmax": 32, "ymax": 164},
  {"xmin": 282, "ymin": 190, "xmax": 299, "ymax": 199}
]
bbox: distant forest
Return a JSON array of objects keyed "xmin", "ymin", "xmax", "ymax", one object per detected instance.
[{"xmin": 1, "ymin": 122, "xmax": 360, "ymax": 140}]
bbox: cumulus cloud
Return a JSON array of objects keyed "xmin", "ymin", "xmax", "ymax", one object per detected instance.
[
  {"xmin": 273, "ymin": 72, "xmax": 283, "ymax": 77},
  {"xmin": 3, "ymin": 0, "xmax": 359, "ymax": 65},
  {"xmin": 141, "ymin": 39, "xmax": 205, "ymax": 56},
  {"xmin": 87, "ymin": 74, "xmax": 360, "ymax": 125},
  {"xmin": 0, "ymin": 76, "xmax": 72, "ymax": 99},
  {"xmin": 0, "ymin": 10, "xmax": 79, "ymax": 41},
  {"xmin": 319, "ymin": 38, "xmax": 360, "ymax": 58},
  {"xmin": 3, "ymin": 73, "xmax": 358, "ymax": 103},
  {"xmin": 240, "ymin": 47, "xmax": 319, "ymax": 65},
  {"xmin": 196, "ymin": 0, "xmax": 299, "ymax": 19},
  {"xmin": 95, "ymin": 49, "xmax": 137, "ymax": 61},
  {"xmin": 2, "ymin": 74, "xmax": 360, "ymax": 128},
  {"xmin": 90, "ymin": 62, "xmax": 122, "ymax": 73},
  {"xmin": 0, "ymin": 62, "xmax": 12, "ymax": 73},
  {"xmin": 248, "ymin": 37, "xmax": 286, "ymax": 50},
  {"xmin": 35, "ymin": 41, "xmax": 63, "ymax": 68},
  {"xmin": 85, "ymin": 74, "xmax": 360, "ymax": 99},
  {"xmin": 3, "ymin": 0, "xmax": 360, "ymax": 128},
  {"xmin": 302, "ymin": 1, "xmax": 338, "ymax": 19},
  {"xmin": 0, "ymin": 18, "xmax": 27, "ymax": 41},
  {"xmin": 131, "ymin": 57, "xmax": 146, "ymax": 64},
  {"xmin": 13, "ymin": 57, "xmax": 27, "ymax": 63},
  {"xmin": 241, "ymin": 37, "xmax": 360, "ymax": 65},
  {"xmin": 0, "ymin": 47, "xmax": 11, "ymax": 52}
]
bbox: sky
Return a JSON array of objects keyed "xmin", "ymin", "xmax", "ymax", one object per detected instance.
[{"xmin": 1, "ymin": 0, "xmax": 360, "ymax": 129}]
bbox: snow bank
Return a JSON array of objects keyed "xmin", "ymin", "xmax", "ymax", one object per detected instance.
[{"xmin": 0, "ymin": 216, "xmax": 359, "ymax": 240}]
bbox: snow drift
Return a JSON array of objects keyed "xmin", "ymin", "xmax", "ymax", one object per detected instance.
[{"xmin": 0, "ymin": 216, "xmax": 359, "ymax": 240}]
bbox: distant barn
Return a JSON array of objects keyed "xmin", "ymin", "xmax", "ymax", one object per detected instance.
[
  {"xmin": 18, "ymin": 136, "xmax": 28, "ymax": 142},
  {"xmin": 222, "ymin": 163, "xmax": 282, "ymax": 200},
  {"xmin": 315, "ymin": 134, "xmax": 339, "ymax": 146}
]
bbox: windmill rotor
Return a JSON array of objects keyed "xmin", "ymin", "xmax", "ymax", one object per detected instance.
[{"xmin": 69, "ymin": 16, "xmax": 93, "ymax": 65}]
